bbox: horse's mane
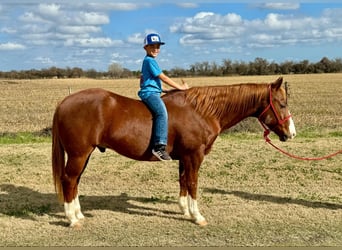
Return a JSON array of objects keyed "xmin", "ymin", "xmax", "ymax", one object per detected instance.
[{"xmin": 184, "ymin": 84, "xmax": 268, "ymax": 118}]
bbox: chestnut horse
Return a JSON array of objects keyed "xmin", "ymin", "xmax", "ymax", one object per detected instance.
[{"xmin": 52, "ymin": 77, "xmax": 296, "ymax": 227}]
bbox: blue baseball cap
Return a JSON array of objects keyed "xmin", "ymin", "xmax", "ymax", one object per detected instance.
[{"xmin": 144, "ymin": 33, "xmax": 165, "ymax": 46}]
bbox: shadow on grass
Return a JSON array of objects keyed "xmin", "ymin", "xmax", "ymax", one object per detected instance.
[
  {"xmin": 204, "ymin": 187, "xmax": 342, "ymax": 210},
  {"xmin": 0, "ymin": 184, "xmax": 181, "ymax": 227}
]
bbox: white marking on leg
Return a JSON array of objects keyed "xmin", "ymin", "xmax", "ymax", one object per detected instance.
[
  {"xmin": 74, "ymin": 195, "xmax": 84, "ymax": 220},
  {"xmin": 179, "ymin": 196, "xmax": 190, "ymax": 217},
  {"xmin": 188, "ymin": 195, "xmax": 207, "ymax": 225},
  {"xmin": 64, "ymin": 200, "xmax": 79, "ymax": 227}
]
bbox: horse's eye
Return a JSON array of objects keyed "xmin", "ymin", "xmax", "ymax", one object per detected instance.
[{"xmin": 280, "ymin": 103, "xmax": 287, "ymax": 109}]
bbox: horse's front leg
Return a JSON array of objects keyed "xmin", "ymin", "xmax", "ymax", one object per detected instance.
[{"xmin": 179, "ymin": 154, "xmax": 208, "ymax": 226}]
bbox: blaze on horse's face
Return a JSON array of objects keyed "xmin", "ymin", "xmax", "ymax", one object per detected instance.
[{"xmin": 260, "ymin": 79, "xmax": 296, "ymax": 142}]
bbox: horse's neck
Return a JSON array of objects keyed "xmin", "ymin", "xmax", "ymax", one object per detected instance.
[
  {"xmin": 183, "ymin": 84, "xmax": 267, "ymax": 132},
  {"xmin": 212, "ymin": 84, "xmax": 267, "ymax": 132}
]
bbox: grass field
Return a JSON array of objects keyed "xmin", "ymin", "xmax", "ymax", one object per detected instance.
[{"xmin": 0, "ymin": 74, "xmax": 341, "ymax": 246}]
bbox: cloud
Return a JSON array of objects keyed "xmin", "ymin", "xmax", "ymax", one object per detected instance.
[
  {"xmin": 176, "ymin": 3, "xmax": 198, "ymax": 8},
  {"xmin": 1, "ymin": 27, "xmax": 16, "ymax": 34},
  {"xmin": 86, "ymin": 3, "xmax": 146, "ymax": 11},
  {"xmin": 38, "ymin": 3, "xmax": 60, "ymax": 18},
  {"xmin": 19, "ymin": 11, "xmax": 47, "ymax": 23},
  {"xmin": 14, "ymin": 3, "xmax": 116, "ymax": 49},
  {"xmin": 64, "ymin": 37, "xmax": 123, "ymax": 47},
  {"xmin": 264, "ymin": 13, "xmax": 293, "ymax": 30},
  {"xmin": 34, "ymin": 56, "xmax": 54, "ymax": 65},
  {"xmin": 255, "ymin": 3, "xmax": 300, "ymax": 10},
  {"xmin": 173, "ymin": 12, "xmax": 243, "ymax": 33},
  {"xmin": 58, "ymin": 25, "xmax": 101, "ymax": 34},
  {"xmin": 0, "ymin": 42, "xmax": 26, "ymax": 50},
  {"xmin": 171, "ymin": 12, "xmax": 244, "ymax": 44},
  {"xmin": 127, "ymin": 33, "xmax": 144, "ymax": 44},
  {"xmin": 74, "ymin": 12, "xmax": 109, "ymax": 25},
  {"xmin": 171, "ymin": 9, "xmax": 342, "ymax": 48}
]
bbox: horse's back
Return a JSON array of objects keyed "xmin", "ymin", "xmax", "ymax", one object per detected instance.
[
  {"xmin": 54, "ymin": 88, "xmax": 155, "ymax": 158},
  {"xmin": 56, "ymin": 88, "xmax": 148, "ymax": 120}
]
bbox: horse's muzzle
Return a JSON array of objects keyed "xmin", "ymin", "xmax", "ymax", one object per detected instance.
[{"xmin": 279, "ymin": 135, "xmax": 288, "ymax": 142}]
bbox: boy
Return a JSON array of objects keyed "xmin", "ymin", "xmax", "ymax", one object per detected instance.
[{"xmin": 138, "ymin": 33, "xmax": 188, "ymax": 161}]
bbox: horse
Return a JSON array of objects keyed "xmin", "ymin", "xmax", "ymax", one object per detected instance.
[{"xmin": 52, "ymin": 77, "xmax": 296, "ymax": 228}]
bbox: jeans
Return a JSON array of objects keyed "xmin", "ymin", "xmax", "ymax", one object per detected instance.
[{"xmin": 140, "ymin": 92, "xmax": 168, "ymax": 146}]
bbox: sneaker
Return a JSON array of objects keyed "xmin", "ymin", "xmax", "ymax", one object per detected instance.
[{"xmin": 152, "ymin": 145, "xmax": 172, "ymax": 161}]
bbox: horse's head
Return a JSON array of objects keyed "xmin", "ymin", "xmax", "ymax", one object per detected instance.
[{"xmin": 258, "ymin": 77, "xmax": 296, "ymax": 142}]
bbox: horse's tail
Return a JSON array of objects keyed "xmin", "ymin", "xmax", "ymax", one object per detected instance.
[{"xmin": 52, "ymin": 109, "xmax": 65, "ymax": 204}]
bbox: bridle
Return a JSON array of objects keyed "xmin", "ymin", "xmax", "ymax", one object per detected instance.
[
  {"xmin": 258, "ymin": 85, "xmax": 292, "ymax": 132},
  {"xmin": 258, "ymin": 85, "xmax": 341, "ymax": 161}
]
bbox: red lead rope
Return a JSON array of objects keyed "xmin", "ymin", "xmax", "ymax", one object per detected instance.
[
  {"xmin": 262, "ymin": 128, "xmax": 342, "ymax": 161},
  {"xmin": 258, "ymin": 85, "xmax": 341, "ymax": 160}
]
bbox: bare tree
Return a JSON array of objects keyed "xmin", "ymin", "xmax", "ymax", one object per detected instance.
[{"xmin": 108, "ymin": 63, "xmax": 124, "ymax": 78}]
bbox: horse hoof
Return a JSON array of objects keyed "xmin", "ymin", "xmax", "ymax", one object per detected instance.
[
  {"xmin": 183, "ymin": 213, "xmax": 191, "ymax": 219},
  {"xmin": 76, "ymin": 212, "xmax": 85, "ymax": 220},
  {"xmin": 69, "ymin": 221, "xmax": 82, "ymax": 229},
  {"xmin": 196, "ymin": 219, "xmax": 208, "ymax": 227}
]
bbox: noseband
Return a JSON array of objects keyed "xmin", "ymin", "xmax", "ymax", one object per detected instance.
[{"xmin": 258, "ymin": 85, "xmax": 292, "ymax": 131}]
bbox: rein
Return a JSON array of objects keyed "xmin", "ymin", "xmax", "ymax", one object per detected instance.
[
  {"xmin": 258, "ymin": 86, "xmax": 341, "ymax": 161},
  {"xmin": 262, "ymin": 129, "xmax": 342, "ymax": 161}
]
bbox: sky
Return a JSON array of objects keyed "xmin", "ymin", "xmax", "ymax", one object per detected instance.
[{"xmin": 0, "ymin": 1, "xmax": 342, "ymax": 72}]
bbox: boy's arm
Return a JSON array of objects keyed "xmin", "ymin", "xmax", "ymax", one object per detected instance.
[{"xmin": 159, "ymin": 73, "xmax": 188, "ymax": 90}]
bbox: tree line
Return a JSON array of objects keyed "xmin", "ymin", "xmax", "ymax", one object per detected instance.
[{"xmin": 0, "ymin": 57, "xmax": 341, "ymax": 79}]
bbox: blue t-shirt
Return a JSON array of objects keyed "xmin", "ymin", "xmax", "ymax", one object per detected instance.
[{"xmin": 138, "ymin": 56, "xmax": 162, "ymax": 99}]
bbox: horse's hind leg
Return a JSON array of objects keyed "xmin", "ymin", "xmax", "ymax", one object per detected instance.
[
  {"xmin": 178, "ymin": 161, "xmax": 190, "ymax": 217},
  {"xmin": 62, "ymin": 153, "xmax": 91, "ymax": 227},
  {"xmin": 178, "ymin": 153, "xmax": 207, "ymax": 226}
]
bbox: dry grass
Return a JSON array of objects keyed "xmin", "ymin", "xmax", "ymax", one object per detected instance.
[
  {"xmin": 1, "ymin": 73, "xmax": 341, "ymax": 133},
  {"xmin": 0, "ymin": 74, "xmax": 341, "ymax": 246}
]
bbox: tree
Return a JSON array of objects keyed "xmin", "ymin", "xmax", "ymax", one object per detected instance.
[
  {"xmin": 222, "ymin": 59, "xmax": 234, "ymax": 75},
  {"xmin": 108, "ymin": 63, "xmax": 124, "ymax": 78},
  {"xmin": 316, "ymin": 57, "xmax": 332, "ymax": 73}
]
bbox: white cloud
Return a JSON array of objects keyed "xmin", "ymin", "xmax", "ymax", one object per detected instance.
[
  {"xmin": 172, "ymin": 12, "xmax": 243, "ymax": 34},
  {"xmin": 127, "ymin": 33, "xmax": 144, "ymax": 44},
  {"xmin": 58, "ymin": 25, "xmax": 101, "ymax": 34},
  {"xmin": 34, "ymin": 56, "xmax": 54, "ymax": 64},
  {"xmin": 171, "ymin": 12, "xmax": 244, "ymax": 44},
  {"xmin": 1, "ymin": 27, "xmax": 16, "ymax": 34},
  {"xmin": 176, "ymin": 3, "xmax": 198, "ymax": 9},
  {"xmin": 111, "ymin": 52, "xmax": 128, "ymax": 60},
  {"xmin": 38, "ymin": 3, "xmax": 60, "ymax": 17},
  {"xmin": 77, "ymin": 48, "xmax": 102, "ymax": 56},
  {"xmin": 74, "ymin": 12, "xmax": 109, "ymax": 25},
  {"xmin": 22, "ymin": 24, "xmax": 50, "ymax": 33},
  {"xmin": 171, "ymin": 9, "xmax": 342, "ymax": 48},
  {"xmin": 0, "ymin": 42, "xmax": 26, "ymax": 50},
  {"xmin": 264, "ymin": 13, "xmax": 292, "ymax": 30},
  {"xmin": 65, "ymin": 37, "xmax": 123, "ymax": 47},
  {"xmin": 19, "ymin": 12, "xmax": 47, "ymax": 23},
  {"xmin": 86, "ymin": 3, "xmax": 144, "ymax": 11},
  {"xmin": 15, "ymin": 2, "xmax": 115, "ymax": 50},
  {"xmin": 256, "ymin": 3, "xmax": 300, "ymax": 10}
]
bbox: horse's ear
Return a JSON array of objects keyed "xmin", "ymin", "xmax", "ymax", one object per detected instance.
[{"xmin": 271, "ymin": 77, "xmax": 283, "ymax": 90}]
